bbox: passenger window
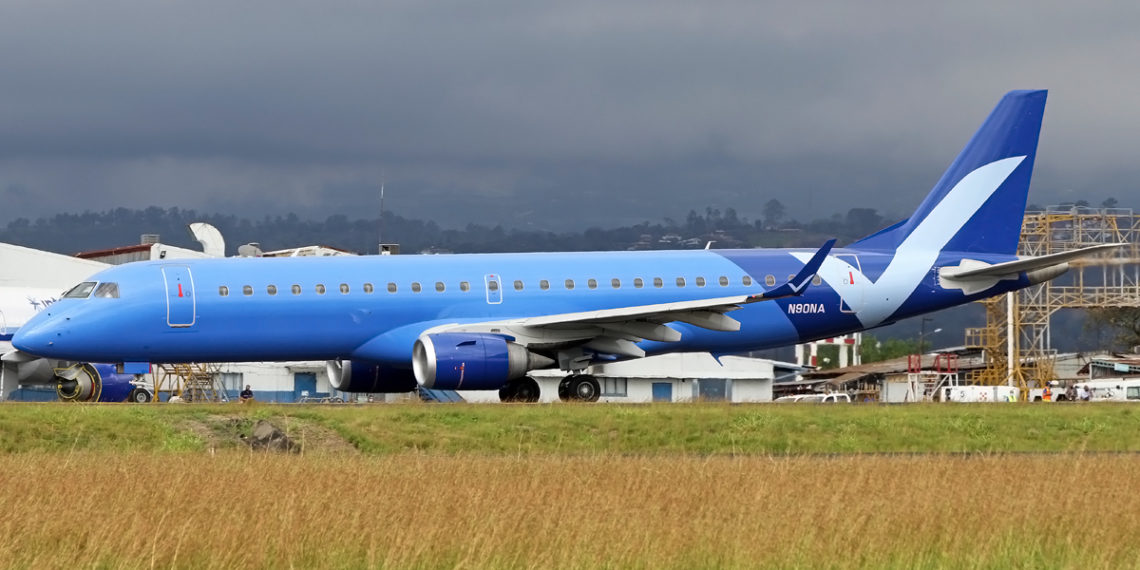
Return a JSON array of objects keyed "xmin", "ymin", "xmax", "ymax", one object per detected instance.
[
  {"xmin": 788, "ymin": 274, "xmax": 796, "ymax": 282},
  {"xmin": 340, "ymin": 283, "xmax": 350, "ymax": 294},
  {"xmin": 653, "ymin": 277, "xmax": 663, "ymax": 288},
  {"xmin": 267, "ymin": 285, "xmax": 278, "ymax": 296},
  {"xmin": 291, "ymin": 284, "xmax": 301, "ymax": 295},
  {"xmin": 634, "ymin": 278, "xmax": 644, "ymax": 289},
  {"xmin": 588, "ymin": 278, "xmax": 597, "ymax": 289},
  {"xmin": 363, "ymin": 283, "xmax": 374, "ymax": 294},
  {"xmin": 611, "ymin": 278, "xmax": 621, "ymax": 289},
  {"xmin": 461, "ymin": 281, "xmax": 471, "ymax": 292},
  {"xmin": 695, "ymin": 277, "xmax": 706, "ymax": 287},
  {"xmin": 488, "ymin": 281, "xmax": 499, "ymax": 292},
  {"xmin": 565, "ymin": 279, "xmax": 575, "ymax": 290},
  {"xmin": 387, "ymin": 283, "xmax": 397, "ymax": 293},
  {"xmin": 513, "ymin": 280, "xmax": 523, "ymax": 291},
  {"xmin": 675, "ymin": 277, "xmax": 686, "ymax": 287},
  {"xmin": 540, "ymin": 280, "xmax": 550, "ymax": 290},
  {"xmin": 411, "ymin": 282, "xmax": 422, "ymax": 293},
  {"xmin": 435, "ymin": 282, "xmax": 445, "ymax": 292},
  {"xmin": 94, "ymin": 282, "xmax": 120, "ymax": 298},
  {"xmin": 219, "ymin": 286, "xmax": 229, "ymax": 297},
  {"xmin": 743, "ymin": 275, "xmax": 753, "ymax": 286},
  {"xmin": 315, "ymin": 284, "xmax": 326, "ymax": 294},
  {"xmin": 812, "ymin": 275, "xmax": 822, "ymax": 286},
  {"xmin": 765, "ymin": 275, "xmax": 776, "ymax": 286},
  {"xmin": 718, "ymin": 276, "xmax": 729, "ymax": 286},
  {"xmin": 243, "ymin": 285, "xmax": 253, "ymax": 296},
  {"xmin": 63, "ymin": 281, "xmax": 96, "ymax": 299}
]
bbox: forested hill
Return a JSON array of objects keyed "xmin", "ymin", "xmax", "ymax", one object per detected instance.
[{"xmin": 0, "ymin": 204, "xmax": 891, "ymax": 257}]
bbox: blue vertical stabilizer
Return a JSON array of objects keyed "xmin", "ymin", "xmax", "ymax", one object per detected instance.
[{"xmin": 852, "ymin": 90, "xmax": 1046, "ymax": 255}]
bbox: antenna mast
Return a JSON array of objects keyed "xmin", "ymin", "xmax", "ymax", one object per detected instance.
[{"xmin": 378, "ymin": 181, "xmax": 385, "ymax": 254}]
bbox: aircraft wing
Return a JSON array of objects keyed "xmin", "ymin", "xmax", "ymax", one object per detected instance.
[{"xmin": 425, "ymin": 240, "xmax": 835, "ymax": 360}]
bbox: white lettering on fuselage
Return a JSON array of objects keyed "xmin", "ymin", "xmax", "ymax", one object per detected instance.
[{"xmin": 786, "ymin": 303, "xmax": 825, "ymax": 315}]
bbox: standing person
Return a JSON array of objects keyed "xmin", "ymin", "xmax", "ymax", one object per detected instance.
[
  {"xmin": 239, "ymin": 385, "xmax": 254, "ymax": 404},
  {"xmin": 1043, "ymin": 384, "xmax": 1052, "ymax": 402}
]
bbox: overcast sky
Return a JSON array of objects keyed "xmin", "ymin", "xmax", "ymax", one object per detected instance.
[{"xmin": 2, "ymin": 1, "xmax": 1139, "ymax": 231}]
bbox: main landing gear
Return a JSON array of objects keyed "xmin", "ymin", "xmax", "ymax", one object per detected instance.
[
  {"xmin": 499, "ymin": 376, "xmax": 541, "ymax": 403},
  {"xmin": 558, "ymin": 374, "xmax": 600, "ymax": 403}
]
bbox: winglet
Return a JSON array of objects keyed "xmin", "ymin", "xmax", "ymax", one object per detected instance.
[{"xmin": 752, "ymin": 239, "xmax": 836, "ymax": 301}]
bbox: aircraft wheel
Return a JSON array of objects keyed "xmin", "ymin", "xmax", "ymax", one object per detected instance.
[
  {"xmin": 128, "ymin": 388, "xmax": 153, "ymax": 403},
  {"xmin": 570, "ymin": 375, "xmax": 600, "ymax": 403},
  {"xmin": 498, "ymin": 381, "xmax": 519, "ymax": 402},
  {"xmin": 516, "ymin": 376, "xmax": 540, "ymax": 403},
  {"xmin": 558, "ymin": 376, "xmax": 574, "ymax": 402}
]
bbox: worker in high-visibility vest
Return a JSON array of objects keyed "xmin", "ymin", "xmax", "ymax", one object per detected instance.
[{"xmin": 1043, "ymin": 385, "xmax": 1052, "ymax": 402}]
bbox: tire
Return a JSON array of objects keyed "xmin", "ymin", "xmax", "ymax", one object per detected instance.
[
  {"xmin": 570, "ymin": 375, "xmax": 600, "ymax": 403},
  {"xmin": 498, "ymin": 381, "xmax": 519, "ymax": 402},
  {"xmin": 128, "ymin": 388, "xmax": 152, "ymax": 403},
  {"xmin": 558, "ymin": 377, "xmax": 573, "ymax": 402},
  {"xmin": 515, "ymin": 376, "xmax": 540, "ymax": 403}
]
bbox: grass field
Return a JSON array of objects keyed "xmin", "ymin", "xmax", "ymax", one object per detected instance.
[
  {"xmin": 2, "ymin": 401, "xmax": 1139, "ymax": 455},
  {"xmin": 2, "ymin": 402, "xmax": 1139, "ymax": 569}
]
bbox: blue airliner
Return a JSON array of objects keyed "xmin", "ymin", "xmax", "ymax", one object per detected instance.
[{"xmin": 12, "ymin": 90, "xmax": 1118, "ymax": 401}]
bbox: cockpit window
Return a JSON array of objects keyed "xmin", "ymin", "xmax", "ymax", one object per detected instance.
[
  {"xmin": 63, "ymin": 281, "xmax": 97, "ymax": 299},
  {"xmin": 93, "ymin": 282, "xmax": 120, "ymax": 299}
]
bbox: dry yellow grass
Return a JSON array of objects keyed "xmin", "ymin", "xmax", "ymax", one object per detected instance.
[{"xmin": 1, "ymin": 452, "xmax": 1137, "ymax": 569}]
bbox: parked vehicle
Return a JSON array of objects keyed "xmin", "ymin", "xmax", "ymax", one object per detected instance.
[
  {"xmin": 774, "ymin": 393, "xmax": 851, "ymax": 404},
  {"xmin": 940, "ymin": 385, "xmax": 1020, "ymax": 403}
]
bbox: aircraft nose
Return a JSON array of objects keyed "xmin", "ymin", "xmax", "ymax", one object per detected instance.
[{"xmin": 11, "ymin": 320, "xmax": 63, "ymax": 357}]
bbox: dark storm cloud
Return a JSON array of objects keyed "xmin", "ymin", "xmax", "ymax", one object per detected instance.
[{"xmin": 2, "ymin": 1, "xmax": 1140, "ymax": 230}]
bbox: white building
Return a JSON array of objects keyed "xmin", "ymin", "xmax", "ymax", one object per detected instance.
[{"xmin": 461, "ymin": 352, "xmax": 780, "ymax": 403}]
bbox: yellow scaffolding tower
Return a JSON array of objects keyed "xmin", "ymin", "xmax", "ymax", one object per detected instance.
[
  {"xmin": 966, "ymin": 207, "xmax": 1140, "ymax": 394},
  {"xmin": 153, "ymin": 363, "xmax": 226, "ymax": 402}
]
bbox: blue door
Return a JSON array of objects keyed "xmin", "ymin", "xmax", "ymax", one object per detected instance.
[
  {"xmin": 162, "ymin": 266, "xmax": 196, "ymax": 327},
  {"xmin": 652, "ymin": 382, "xmax": 673, "ymax": 403},
  {"xmin": 294, "ymin": 373, "xmax": 317, "ymax": 402},
  {"xmin": 485, "ymin": 274, "xmax": 502, "ymax": 304}
]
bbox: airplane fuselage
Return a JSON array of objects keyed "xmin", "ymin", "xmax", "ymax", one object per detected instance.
[{"xmin": 13, "ymin": 246, "xmax": 1025, "ymax": 366}]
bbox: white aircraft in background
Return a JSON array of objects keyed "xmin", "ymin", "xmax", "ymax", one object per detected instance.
[{"xmin": 0, "ymin": 242, "xmax": 128, "ymax": 401}]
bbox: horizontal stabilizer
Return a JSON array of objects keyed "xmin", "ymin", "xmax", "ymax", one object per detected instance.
[{"xmin": 940, "ymin": 243, "xmax": 1125, "ymax": 280}]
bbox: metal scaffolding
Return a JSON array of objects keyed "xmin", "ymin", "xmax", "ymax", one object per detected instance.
[
  {"xmin": 965, "ymin": 207, "xmax": 1140, "ymax": 393},
  {"xmin": 153, "ymin": 363, "xmax": 226, "ymax": 402}
]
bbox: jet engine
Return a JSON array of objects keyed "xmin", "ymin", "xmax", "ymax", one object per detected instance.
[
  {"xmin": 413, "ymin": 333, "xmax": 553, "ymax": 390},
  {"xmin": 326, "ymin": 360, "xmax": 418, "ymax": 393},
  {"xmin": 56, "ymin": 363, "xmax": 137, "ymax": 403}
]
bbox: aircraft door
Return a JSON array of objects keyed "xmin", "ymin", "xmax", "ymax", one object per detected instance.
[
  {"xmin": 484, "ymin": 274, "xmax": 503, "ymax": 304},
  {"xmin": 162, "ymin": 266, "xmax": 197, "ymax": 327},
  {"xmin": 835, "ymin": 254, "xmax": 864, "ymax": 313}
]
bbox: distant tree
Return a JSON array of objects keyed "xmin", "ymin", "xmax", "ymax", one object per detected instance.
[
  {"xmin": 844, "ymin": 208, "xmax": 883, "ymax": 237},
  {"xmin": 1102, "ymin": 197, "xmax": 1119, "ymax": 209},
  {"xmin": 1085, "ymin": 307, "xmax": 1140, "ymax": 351},
  {"xmin": 762, "ymin": 199, "xmax": 786, "ymax": 229},
  {"xmin": 860, "ymin": 334, "xmax": 920, "ymax": 363}
]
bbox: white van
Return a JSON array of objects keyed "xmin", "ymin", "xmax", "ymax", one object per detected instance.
[
  {"xmin": 1072, "ymin": 378, "xmax": 1140, "ymax": 402},
  {"xmin": 774, "ymin": 393, "xmax": 851, "ymax": 404}
]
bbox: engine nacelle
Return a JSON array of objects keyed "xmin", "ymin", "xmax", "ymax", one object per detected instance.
[
  {"xmin": 56, "ymin": 363, "xmax": 136, "ymax": 403},
  {"xmin": 326, "ymin": 360, "xmax": 418, "ymax": 393},
  {"xmin": 413, "ymin": 333, "xmax": 548, "ymax": 390}
]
